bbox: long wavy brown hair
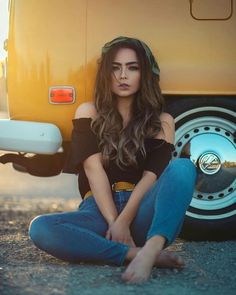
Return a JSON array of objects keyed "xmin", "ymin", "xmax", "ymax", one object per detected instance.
[{"xmin": 91, "ymin": 40, "xmax": 164, "ymax": 168}]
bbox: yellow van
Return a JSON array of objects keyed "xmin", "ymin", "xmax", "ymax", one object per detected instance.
[{"xmin": 0, "ymin": 0, "xmax": 235, "ymax": 240}]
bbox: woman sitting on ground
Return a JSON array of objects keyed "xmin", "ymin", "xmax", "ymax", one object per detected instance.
[{"xmin": 29, "ymin": 36, "xmax": 197, "ymax": 284}]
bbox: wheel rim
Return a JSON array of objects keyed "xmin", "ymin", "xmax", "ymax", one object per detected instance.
[{"xmin": 173, "ymin": 106, "xmax": 236, "ymax": 220}]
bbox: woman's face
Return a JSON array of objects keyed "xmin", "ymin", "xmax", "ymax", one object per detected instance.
[{"xmin": 111, "ymin": 47, "xmax": 141, "ymax": 99}]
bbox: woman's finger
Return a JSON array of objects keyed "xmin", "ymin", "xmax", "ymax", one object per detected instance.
[
  {"xmin": 131, "ymin": 238, "xmax": 136, "ymax": 247},
  {"xmin": 126, "ymin": 237, "xmax": 136, "ymax": 247},
  {"xmin": 106, "ymin": 229, "xmax": 111, "ymax": 240}
]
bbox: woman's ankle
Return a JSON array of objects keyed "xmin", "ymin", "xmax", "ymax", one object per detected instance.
[
  {"xmin": 125, "ymin": 247, "xmax": 141, "ymax": 261},
  {"xmin": 145, "ymin": 235, "xmax": 166, "ymax": 251}
]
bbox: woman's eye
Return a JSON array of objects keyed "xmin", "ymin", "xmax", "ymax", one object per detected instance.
[
  {"xmin": 128, "ymin": 66, "xmax": 139, "ymax": 71},
  {"xmin": 112, "ymin": 65, "xmax": 120, "ymax": 71}
]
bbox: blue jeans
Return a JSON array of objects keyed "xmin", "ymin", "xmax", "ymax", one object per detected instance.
[{"xmin": 29, "ymin": 158, "xmax": 197, "ymax": 266}]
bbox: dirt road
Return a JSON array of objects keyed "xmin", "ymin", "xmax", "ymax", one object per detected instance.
[{"xmin": 0, "ymin": 163, "xmax": 236, "ymax": 295}]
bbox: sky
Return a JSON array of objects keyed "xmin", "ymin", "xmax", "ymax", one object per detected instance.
[{"xmin": 0, "ymin": 0, "xmax": 9, "ymax": 60}]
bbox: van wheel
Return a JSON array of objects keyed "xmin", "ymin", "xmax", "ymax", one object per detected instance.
[{"xmin": 166, "ymin": 96, "xmax": 236, "ymax": 240}]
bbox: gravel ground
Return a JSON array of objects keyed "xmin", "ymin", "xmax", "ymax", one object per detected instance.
[{"xmin": 0, "ymin": 195, "xmax": 236, "ymax": 295}]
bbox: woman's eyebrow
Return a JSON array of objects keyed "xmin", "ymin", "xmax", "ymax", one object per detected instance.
[{"xmin": 112, "ymin": 61, "xmax": 139, "ymax": 66}]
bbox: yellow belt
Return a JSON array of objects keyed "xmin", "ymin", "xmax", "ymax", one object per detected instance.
[{"xmin": 83, "ymin": 181, "xmax": 135, "ymax": 200}]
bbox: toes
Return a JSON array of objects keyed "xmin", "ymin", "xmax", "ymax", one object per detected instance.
[
  {"xmin": 123, "ymin": 274, "xmax": 147, "ymax": 284},
  {"xmin": 156, "ymin": 251, "xmax": 185, "ymax": 269},
  {"xmin": 121, "ymin": 271, "xmax": 134, "ymax": 282},
  {"xmin": 175, "ymin": 256, "xmax": 185, "ymax": 268},
  {"xmin": 122, "ymin": 271, "xmax": 149, "ymax": 284}
]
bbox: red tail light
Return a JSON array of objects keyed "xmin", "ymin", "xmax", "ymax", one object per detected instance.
[{"xmin": 49, "ymin": 86, "xmax": 75, "ymax": 104}]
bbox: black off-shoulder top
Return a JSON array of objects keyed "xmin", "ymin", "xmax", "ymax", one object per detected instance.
[{"xmin": 63, "ymin": 118, "xmax": 175, "ymax": 198}]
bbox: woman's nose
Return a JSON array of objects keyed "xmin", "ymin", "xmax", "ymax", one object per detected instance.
[{"xmin": 120, "ymin": 67, "xmax": 127, "ymax": 80}]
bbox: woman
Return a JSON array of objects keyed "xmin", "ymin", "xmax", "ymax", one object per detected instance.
[{"xmin": 29, "ymin": 36, "xmax": 197, "ymax": 284}]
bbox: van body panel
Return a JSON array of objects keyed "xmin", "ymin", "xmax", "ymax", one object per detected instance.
[
  {"xmin": 86, "ymin": 0, "xmax": 236, "ymax": 99},
  {"xmin": 7, "ymin": 0, "xmax": 87, "ymax": 139},
  {"xmin": 7, "ymin": 0, "xmax": 236, "ymax": 140}
]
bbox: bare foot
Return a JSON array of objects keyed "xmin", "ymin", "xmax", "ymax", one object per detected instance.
[
  {"xmin": 122, "ymin": 237, "xmax": 184, "ymax": 284},
  {"xmin": 155, "ymin": 250, "xmax": 185, "ymax": 269},
  {"xmin": 126, "ymin": 248, "xmax": 184, "ymax": 269},
  {"xmin": 122, "ymin": 246, "xmax": 158, "ymax": 284}
]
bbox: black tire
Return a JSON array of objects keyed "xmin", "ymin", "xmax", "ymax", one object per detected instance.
[{"xmin": 165, "ymin": 95, "xmax": 236, "ymax": 241}]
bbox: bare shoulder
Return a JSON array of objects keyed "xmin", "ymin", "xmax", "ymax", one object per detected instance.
[
  {"xmin": 155, "ymin": 112, "xmax": 175, "ymax": 144},
  {"xmin": 160, "ymin": 112, "xmax": 175, "ymax": 128},
  {"xmin": 74, "ymin": 102, "xmax": 97, "ymax": 119}
]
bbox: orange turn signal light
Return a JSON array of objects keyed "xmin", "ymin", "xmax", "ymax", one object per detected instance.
[{"xmin": 49, "ymin": 86, "xmax": 75, "ymax": 104}]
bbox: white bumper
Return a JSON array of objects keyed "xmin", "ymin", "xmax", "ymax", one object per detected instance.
[{"xmin": 0, "ymin": 119, "xmax": 62, "ymax": 154}]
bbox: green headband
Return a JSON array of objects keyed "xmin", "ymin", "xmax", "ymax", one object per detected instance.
[{"xmin": 102, "ymin": 36, "xmax": 160, "ymax": 76}]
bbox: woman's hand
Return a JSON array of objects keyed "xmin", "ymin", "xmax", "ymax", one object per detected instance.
[{"xmin": 106, "ymin": 219, "xmax": 136, "ymax": 247}]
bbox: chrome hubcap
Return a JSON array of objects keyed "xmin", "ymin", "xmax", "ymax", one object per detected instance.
[{"xmin": 199, "ymin": 152, "xmax": 221, "ymax": 175}]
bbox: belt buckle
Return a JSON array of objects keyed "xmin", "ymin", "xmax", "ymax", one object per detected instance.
[{"xmin": 112, "ymin": 182, "xmax": 134, "ymax": 192}]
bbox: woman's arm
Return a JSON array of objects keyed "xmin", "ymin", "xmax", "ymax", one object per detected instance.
[
  {"xmin": 115, "ymin": 171, "xmax": 157, "ymax": 226},
  {"xmin": 75, "ymin": 103, "xmax": 118, "ymax": 225},
  {"xmin": 83, "ymin": 153, "xmax": 118, "ymax": 225}
]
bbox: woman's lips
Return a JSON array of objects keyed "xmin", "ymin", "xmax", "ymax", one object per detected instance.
[{"xmin": 118, "ymin": 83, "xmax": 130, "ymax": 90}]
